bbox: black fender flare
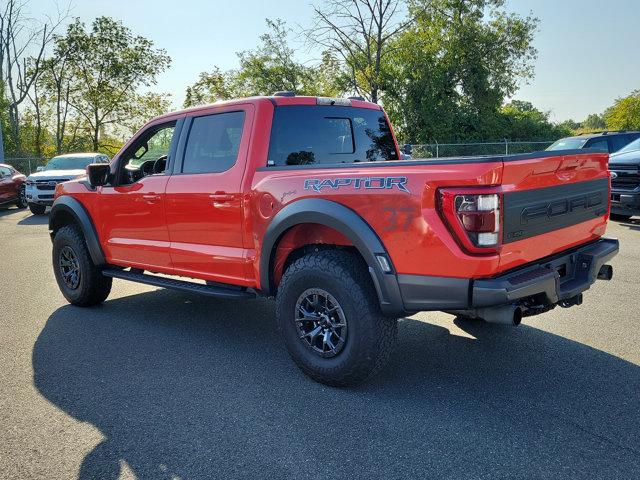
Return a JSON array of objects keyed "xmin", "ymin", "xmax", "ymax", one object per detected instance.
[
  {"xmin": 49, "ymin": 196, "xmax": 106, "ymax": 266},
  {"xmin": 260, "ymin": 198, "xmax": 404, "ymax": 316}
]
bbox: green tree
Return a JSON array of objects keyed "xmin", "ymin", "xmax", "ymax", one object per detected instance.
[
  {"xmin": 62, "ymin": 17, "xmax": 171, "ymax": 151},
  {"xmin": 582, "ymin": 113, "xmax": 606, "ymax": 132},
  {"xmin": 383, "ymin": 0, "xmax": 538, "ymax": 142},
  {"xmin": 308, "ymin": 0, "xmax": 412, "ymax": 103},
  {"xmin": 184, "ymin": 19, "xmax": 342, "ymax": 108},
  {"xmin": 499, "ymin": 100, "xmax": 570, "ymax": 140},
  {"xmin": 604, "ymin": 91, "xmax": 640, "ymax": 131}
]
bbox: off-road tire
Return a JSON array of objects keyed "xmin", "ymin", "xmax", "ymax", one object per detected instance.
[
  {"xmin": 276, "ymin": 249, "xmax": 398, "ymax": 387},
  {"xmin": 52, "ymin": 225, "xmax": 112, "ymax": 306},
  {"xmin": 29, "ymin": 203, "xmax": 46, "ymax": 215},
  {"xmin": 15, "ymin": 185, "xmax": 27, "ymax": 209}
]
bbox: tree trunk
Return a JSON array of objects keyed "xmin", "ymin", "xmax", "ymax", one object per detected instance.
[{"xmin": 8, "ymin": 104, "xmax": 20, "ymax": 154}]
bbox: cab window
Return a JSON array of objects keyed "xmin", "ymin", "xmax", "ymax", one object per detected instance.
[
  {"xmin": 610, "ymin": 134, "xmax": 640, "ymax": 152},
  {"xmin": 118, "ymin": 122, "xmax": 176, "ymax": 184},
  {"xmin": 585, "ymin": 137, "xmax": 609, "ymax": 152},
  {"xmin": 267, "ymin": 106, "xmax": 398, "ymax": 166},
  {"xmin": 181, "ymin": 111, "xmax": 245, "ymax": 174}
]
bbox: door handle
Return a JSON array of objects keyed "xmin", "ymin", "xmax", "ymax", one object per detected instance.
[
  {"xmin": 209, "ymin": 193, "xmax": 234, "ymax": 204},
  {"xmin": 142, "ymin": 194, "xmax": 161, "ymax": 202}
]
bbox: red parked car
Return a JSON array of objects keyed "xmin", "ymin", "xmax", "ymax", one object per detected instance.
[
  {"xmin": 0, "ymin": 163, "xmax": 27, "ymax": 209},
  {"xmin": 48, "ymin": 94, "xmax": 618, "ymax": 386}
]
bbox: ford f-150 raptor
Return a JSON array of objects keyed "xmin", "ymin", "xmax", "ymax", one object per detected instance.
[{"xmin": 48, "ymin": 94, "xmax": 619, "ymax": 386}]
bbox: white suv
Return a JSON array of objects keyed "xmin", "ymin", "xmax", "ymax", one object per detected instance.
[{"xmin": 25, "ymin": 153, "xmax": 109, "ymax": 215}]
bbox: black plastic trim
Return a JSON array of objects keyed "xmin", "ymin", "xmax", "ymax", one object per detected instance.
[
  {"xmin": 49, "ymin": 196, "xmax": 106, "ymax": 265},
  {"xmin": 472, "ymin": 238, "xmax": 619, "ymax": 308},
  {"xmin": 503, "ymin": 178, "xmax": 609, "ymax": 243},
  {"xmin": 395, "ymin": 238, "xmax": 618, "ymax": 312},
  {"xmin": 260, "ymin": 198, "xmax": 404, "ymax": 315},
  {"xmin": 103, "ymin": 269, "xmax": 256, "ymax": 299},
  {"xmin": 397, "ymin": 274, "xmax": 470, "ymax": 311}
]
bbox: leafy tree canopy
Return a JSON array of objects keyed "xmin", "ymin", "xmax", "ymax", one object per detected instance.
[
  {"xmin": 604, "ymin": 90, "xmax": 640, "ymax": 131},
  {"xmin": 382, "ymin": 0, "xmax": 539, "ymax": 142},
  {"xmin": 184, "ymin": 20, "xmax": 344, "ymax": 107}
]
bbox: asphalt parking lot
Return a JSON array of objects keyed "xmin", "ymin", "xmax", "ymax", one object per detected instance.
[{"xmin": 0, "ymin": 206, "xmax": 639, "ymax": 479}]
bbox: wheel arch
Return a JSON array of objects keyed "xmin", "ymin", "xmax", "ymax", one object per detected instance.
[
  {"xmin": 260, "ymin": 198, "xmax": 404, "ymax": 316},
  {"xmin": 49, "ymin": 196, "xmax": 106, "ymax": 266}
]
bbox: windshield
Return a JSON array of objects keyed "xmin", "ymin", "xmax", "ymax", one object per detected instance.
[
  {"xmin": 45, "ymin": 156, "xmax": 95, "ymax": 171},
  {"xmin": 616, "ymin": 137, "xmax": 640, "ymax": 154},
  {"xmin": 546, "ymin": 137, "xmax": 588, "ymax": 151}
]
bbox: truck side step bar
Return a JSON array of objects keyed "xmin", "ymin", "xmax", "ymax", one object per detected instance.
[{"xmin": 102, "ymin": 268, "xmax": 256, "ymax": 300}]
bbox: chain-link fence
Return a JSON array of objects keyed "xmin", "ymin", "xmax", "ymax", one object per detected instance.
[
  {"xmin": 405, "ymin": 140, "xmax": 554, "ymax": 158},
  {"xmin": 3, "ymin": 157, "xmax": 47, "ymax": 175},
  {"xmin": 2, "ymin": 140, "xmax": 555, "ymax": 173}
]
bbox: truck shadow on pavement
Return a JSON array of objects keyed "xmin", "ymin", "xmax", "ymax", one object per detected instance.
[
  {"xmin": 33, "ymin": 289, "xmax": 640, "ymax": 479},
  {"xmin": 616, "ymin": 217, "xmax": 640, "ymax": 232},
  {"xmin": 17, "ymin": 214, "xmax": 49, "ymax": 225}
]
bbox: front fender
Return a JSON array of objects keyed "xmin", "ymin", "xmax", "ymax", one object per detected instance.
[{"xmin": 49, "ymin": 196, "xmax": 106, "ymax": 266}]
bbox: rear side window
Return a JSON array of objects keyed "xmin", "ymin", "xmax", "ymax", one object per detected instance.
[
  {"xmin": 585, "ymin": 137, "xmax": 609, "ymax": 152},
  {"xmin": 267, "ymin": 106, "xmax": 398, "ymax": 166},
  {"xmin": 182, "ymin": 111, "xmax": 245, "ymax": 174},
  {"xmin": 610, "ymin": 134, "xmax": 640, "ymax": 152}
]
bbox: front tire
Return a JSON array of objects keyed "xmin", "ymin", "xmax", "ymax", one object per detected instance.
[
  {"xmin": 52, "ymin": 225, "xmax": 112, "ymax": 306},
  {"xmin": 15, "ymin": 185, "xmax": 27, "ymax": 209},
  {"xmin": 29, "ymin": 203, "xmax": 46, "ymax": 215},
  {"xmin": 276, "ymin": 249, "xmax": 398, "ymax": 386}
]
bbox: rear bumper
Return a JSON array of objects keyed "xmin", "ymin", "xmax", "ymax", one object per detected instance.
[
  {"xmin": 396, "ymin": 238, "xmax": 619, "ymax": 313},
  {"xmin": 611, "ymin": 188, "xmax": 640, "ymax": 216}
]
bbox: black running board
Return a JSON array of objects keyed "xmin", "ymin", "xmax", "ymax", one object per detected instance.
[{"xmin": 102, "ymin": 269, "xmax": 256, "ymax": 300}]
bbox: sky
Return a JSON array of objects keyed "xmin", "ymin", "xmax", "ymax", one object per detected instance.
[{"xmin": 28, "ymin": 0, "xmax": 640, "ymax": 122}]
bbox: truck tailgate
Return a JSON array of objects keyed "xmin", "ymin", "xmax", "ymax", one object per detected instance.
[{"xmin": 498, "ymin": 151, "xmax": 610, "ymax": 271}]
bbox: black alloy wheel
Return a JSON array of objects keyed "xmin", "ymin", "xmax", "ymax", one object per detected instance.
[{"xmin": 295, "ymin": 288, "xmax": 348, "ymax": 358}]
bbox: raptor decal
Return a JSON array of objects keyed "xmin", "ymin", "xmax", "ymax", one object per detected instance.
[{"xmin": 304, "ymin": 176, "xmax": 410, "ymax": 194}]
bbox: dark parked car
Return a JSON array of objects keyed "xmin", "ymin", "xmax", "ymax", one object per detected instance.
[
  {"xmin": 609, "ymin": 137, "xmax": 640, "ymax": 220},
  {"xmin": 547, "ymin": 131, "xmax": 640, "ymax": 153},
  {"xmin": 0, "ymin": 163, "xmax": 27, "ymax": 209}
]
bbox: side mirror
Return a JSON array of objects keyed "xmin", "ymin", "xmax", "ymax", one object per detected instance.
[
  {"xmin": 86, "ymin": 163, "xmax": 111, "ymax": 187},
  {"xmin": 402, "ymin": 144, "xmax": 413, "ymax": 155},
  {"xmin": 36, "ymin": 166, "xmax": 45, "ymax": 172}
]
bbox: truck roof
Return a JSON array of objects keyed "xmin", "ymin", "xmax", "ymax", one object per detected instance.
[
  {"xmin": 154, "ymin": 95, "xmax": 382, "ymax": 122},
  {"xmin": 573, "ymin": 131, "xmax": 640, "ymax": 139}
]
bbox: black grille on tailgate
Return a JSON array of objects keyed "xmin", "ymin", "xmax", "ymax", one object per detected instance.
[
  {"xmin": 610, "ymin": 164, "xmax": 639, "ymax": 190},
  {"xmin": 503, "ymin": 178, "xmax": 608, "ymax": 243}
]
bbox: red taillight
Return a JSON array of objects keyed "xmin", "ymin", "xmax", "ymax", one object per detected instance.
[{"xmin": 438, "ymin": 188, "xmax": 502, "ymax": 255}]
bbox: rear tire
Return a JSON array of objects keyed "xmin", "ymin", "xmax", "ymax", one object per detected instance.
[
  {"xmin": 276, "ymin": 249, "xmax": 397, "ymax": 387},
  {"xmin": 29, "ymin": 203, "xmax": 46, "ymax": 215},
  {"xmin": 53, "ymin": 225, "xmax": 112, "ymax": 306}
]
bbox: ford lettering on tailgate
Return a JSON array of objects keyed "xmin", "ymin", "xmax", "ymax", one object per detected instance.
[{"xmin": 503, "ymin": 178, "xmax": 608, "ymax": 243}]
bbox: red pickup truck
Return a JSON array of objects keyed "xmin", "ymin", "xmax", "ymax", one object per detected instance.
[{"xmin": 49, "ymin": 94, "xmax": 618, "ymax": 386}]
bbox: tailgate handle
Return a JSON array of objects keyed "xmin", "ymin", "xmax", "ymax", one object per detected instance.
[{"xmin": 559, "ymin": 159, "xmax": 585, "ymax": 171}]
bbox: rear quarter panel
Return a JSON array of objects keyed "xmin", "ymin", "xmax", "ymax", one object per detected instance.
[
  {"xmin": 250, "ymin": 151, "xmax": 610, "ymax": 282},
  {"xmin": 250, "ymin": 161, "xmax": 504, "ymax": 281}
]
